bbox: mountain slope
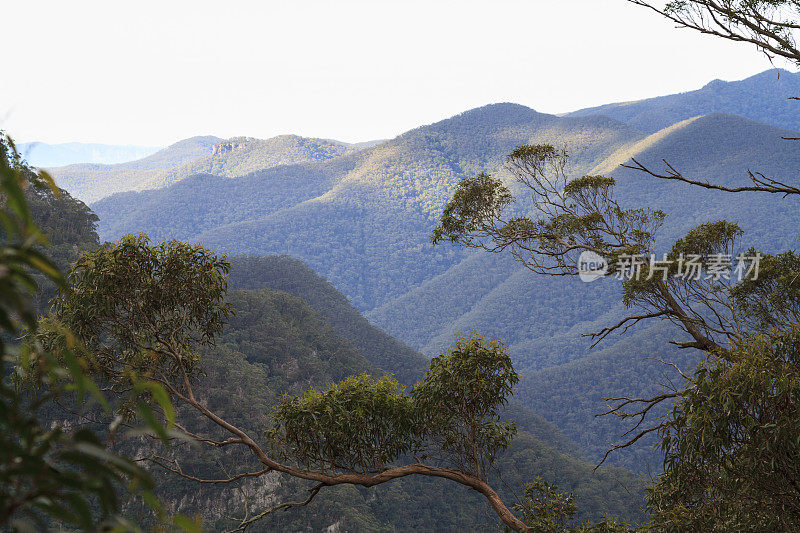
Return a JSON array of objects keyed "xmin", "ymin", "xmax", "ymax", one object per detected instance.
[
  {"xmin": 367, "ymin": 113, "xmax": 800, "ymax": 361},
  {"xmin": 225, "ymin": 254, "xmax": 584, "ymax": 461},
  {"xmin": 48, "ymin": 134, "xmax": 358, "ymax": 203},
  {"xmin": 227, "ymin": 255, "xmax": 429, "ymax": 385},
  {"xmin": 93, "ymin": 152, "xmax": 363, "ymax": 243},
  {"xmin": 90, "ymin": 105, "xmax": 800, "ymax": 473},
  {"xmin": 606, "ymin": 113, "xmax": 800, "ymax": 250},
  {"xmin": 141, "ymin": 134, "xmax": 359, "ymax": 190},
  {"xmin": 567, "ymin": 68, "xmax": 800, "ymax": 133},
  {"xmin": 367, "ymin": 112, "xmax": 800, "ymax": 468}
]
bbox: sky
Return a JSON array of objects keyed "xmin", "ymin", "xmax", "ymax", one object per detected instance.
[{"xmin": 2, "ymin": 0, "xmax": 792, "ymax": 146}]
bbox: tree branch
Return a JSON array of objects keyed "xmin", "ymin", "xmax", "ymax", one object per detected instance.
[
  {"xmin": 225, "ymin": 483, "xmax": 324, "ymax": 532},
  {"xmin": 623, "ymin": 158, "xmax": 800, "ymax": 197}
]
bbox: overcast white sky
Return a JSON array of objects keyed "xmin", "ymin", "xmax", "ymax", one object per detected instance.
[{"xmin": 2, "ymin": 0, "xmax": 791, "ymax": 146}]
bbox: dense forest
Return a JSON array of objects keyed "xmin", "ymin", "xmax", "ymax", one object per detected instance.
[{"xmin": 5, "ymin": 1, "xmax": 800, "ymax": 531}]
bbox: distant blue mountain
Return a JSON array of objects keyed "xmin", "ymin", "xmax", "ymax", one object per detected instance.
[
  {"xmin": 567, "ymin": 68, "xmax": 800, "ymax": 132},
  {"xmin": 17, "ymin": 142, "xmax": 161, "ymax": 167}
]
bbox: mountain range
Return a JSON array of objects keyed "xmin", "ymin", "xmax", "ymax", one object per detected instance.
[
  {"xmin": 567, "ymin": 67, "xmax": 800, "ymax": 133},
  {"xmin": 47, "ymin": 135, "xmax": 382, "ymax": 203},
  {"xmin": 47, "ymin": 68, "xmax": 800, "ymax": 472}
]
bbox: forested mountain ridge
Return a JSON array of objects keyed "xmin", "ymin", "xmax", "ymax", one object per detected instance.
[
  {"xmin": 140, "ymin": 134, "xmax": 360, "ymax": 190},
  {"xmin": 567, "ymin": 68, "xmax": 800, "ymax": 133},
  {"xmin": 94, "ymin": 107, "xmax": 800, "ymax": 328},
  {"xmin": 225, "ymin": 255, "xmax": 585, "ymax": 457},
  {"xmin": 47, "ymin": 135, "xmax": 222, "ymax": 202},
  {"xmin": 94, "ymin": 103, "xmax": 643, "ymax": 310},
  {"xmin": 227, "ymin": 255, "xmax": 430, "ymax": 385},
  {"xmin": 370, "ymin": 112, "xmax": 800, "ymax": 362},
  {"xmin": 366, "ymin": 112, "xmax": 800, "ymax": 468},
  {"xmin": 47, "ymin": 134, "xmax": 361, "ymax": 202},
  {"xmin": 12, "ymin": 170, "xmax": 646, "ymax": 529},
  {"xmin": 51, "ymin": 70, "xmax": 800, "ymax": 476}
]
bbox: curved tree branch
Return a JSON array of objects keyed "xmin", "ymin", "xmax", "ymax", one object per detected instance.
[{"xmin": 158, "ymin": 378, "xmax": 530, "ymax": 532}]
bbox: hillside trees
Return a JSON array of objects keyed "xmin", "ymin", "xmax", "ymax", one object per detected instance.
[
  {"xmin": 140, "ymin": 284, "xmax": 643, "ymax": 530},
  {"xmin": 622, "ymin": 3, "xmax": 800, "ymax": 526},
  {"xmin": 649, "ymin": 326, "xmax": 800, "ymax": 530}
]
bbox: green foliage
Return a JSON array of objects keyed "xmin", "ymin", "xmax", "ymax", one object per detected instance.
[
  {"xmin": 669, "ymin": 220, "xmax": 743, "ymax": 257},
  {"xmin": 268, "ymin": 334, "xmax": 518, "ymax": 480},
  {"xmin": 433, "ymin": 144, "xmax": 667, "ymax": 283},
  {"xmin": 48, "ymin": 234, "xmax": 232, "ymax": 403},
  {"xmin": 512, "ymin": 477, "xmax": 636, "ymax": 532},
  {"xmin": 563, "ymin": 175, "xmax": 616, "ymax": 196},
  {"xmin": 269, "ymin": 374, "xmax": 418, "ymax": 474},
  {"xmin": 507, "ymin": 144, "xmax": 562, "ymax": 161},
  {"xmin": 731, "ymin": 249, "xmax": 800, "ymax": 332},
  {"xmin": 649, "ymin": 325, "xmax": 800, "ymax": 531},
  {"xmin": 0, "ymin": 136, "xmax": 62, "ymax": 334},
  {"xmin": 193, "ymin": 288, "xmax": 645, "ymax": 529},
  {"xmin": 44, "ymin": 241, "xmax": 644, "ymax": 528},
  {"xmin": 431, "ymin": 172, "xmax": 512, "ymax": 244},
  {"xmin": 414, "ymin": 334, "xmax": 518, "ymax": 478},
  {"xmin": 514, "ymin": 477, "xmax": 577, "ymax": 532},
  {"xmin": 622, "ymin": 220, "xmax": 743, "ymax": 306},
  {"xmin": 220, "ymin": 288, "xmax": 377, "ymax": 387},
  {"xmin": 0, "ymin": 135, "xmax": 99, "ymax": 315}
]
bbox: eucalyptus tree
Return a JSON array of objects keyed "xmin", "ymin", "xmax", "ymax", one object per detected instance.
[{"xmin": 432, "ymin": 141, "xmax": 800, "ymax": 529}]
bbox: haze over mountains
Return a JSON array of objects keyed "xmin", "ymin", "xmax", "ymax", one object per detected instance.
[
  {"xmin": 46, "ymin": 68, "xmax": 800, "ymax": 470},
  {"xmin": 47, "ymin": 136, "xmax": 221, "ymax": 202},
  {"xmin": 47, "ymin": 135, "xmax": 381, "ymax": 203},
  {"xmin": 18, "ymin": 141, "xmax": 161, "ymax": 167}
]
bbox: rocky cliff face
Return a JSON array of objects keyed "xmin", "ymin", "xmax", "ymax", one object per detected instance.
[{"xmin": 211, "ymin": 137, "xmax": 255, "ymax": 156}]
